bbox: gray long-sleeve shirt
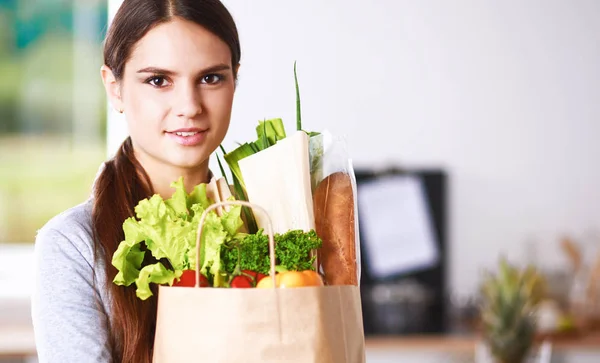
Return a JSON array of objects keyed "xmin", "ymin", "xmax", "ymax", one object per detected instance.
[{"xmin": 31, "ymin": 197, "xmax": 113, "ymax": 362}]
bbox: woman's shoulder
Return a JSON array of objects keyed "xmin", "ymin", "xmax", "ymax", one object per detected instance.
[
  {"xmin": 31, "ymin": 197, "xmax": 114, "ymax": 362},
  {"xmin": 35, "ymin": 198, "xmax": 96, "ymax": 265},
  {"xmin": 42, "ymin": 197, "xmax": 94, "ymax": 230}
]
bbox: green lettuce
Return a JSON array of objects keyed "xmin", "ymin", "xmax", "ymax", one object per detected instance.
[
  {"xmin": 111, "ymin": 176, "xmax": 244, "ymax": 300},
  {"xmin": 135, "ymin": 263, "xmax": 179, "ymax": 301},
  {"xmin": 196, "ymin": 201, "xmax": 243, "ymax": 287}
]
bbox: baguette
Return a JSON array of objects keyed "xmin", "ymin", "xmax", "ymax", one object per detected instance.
[{"xmin": 313, "ymin": 172, "xmax": 358, "ymax": 286}]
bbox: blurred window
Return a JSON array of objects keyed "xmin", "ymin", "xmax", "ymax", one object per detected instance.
[{"xmin": 0, "ymin": 0, "xmax": 108, "ymax": 244}]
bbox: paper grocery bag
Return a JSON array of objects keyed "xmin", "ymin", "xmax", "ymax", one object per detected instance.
[
  {"xmin": 152, "ymin": 285, "xmax": 365, "ymax": 363},
  {"xmin": 152, "ymin": 200, "xmax": 366, "ymax": 363}
]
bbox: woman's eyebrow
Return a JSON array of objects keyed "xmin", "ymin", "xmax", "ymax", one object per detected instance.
[
  {"xmin": 136, "ymin": 63, "xmax": 231, "ymax": 76},
  {"xmin": 199, "ymin": 63, "xmax": 231, "ymax": 74},
  {"xmin": 136, "ymin": 67, "xmax": 176, "ymax": 76}
]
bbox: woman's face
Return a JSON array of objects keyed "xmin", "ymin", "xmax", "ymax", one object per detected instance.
[{"xmin": 102, "ymin": 17, "xmax": 236, "ymax": 173}]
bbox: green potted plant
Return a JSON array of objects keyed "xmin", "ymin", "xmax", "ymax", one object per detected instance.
[{"xmin": 479, "ymin": 257, "xmax": 546, "ymax": 363}]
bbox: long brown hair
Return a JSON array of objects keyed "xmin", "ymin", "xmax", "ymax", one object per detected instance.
[{"xmin": 93, "ymin": 1, "xmax": 240, "ymax": 362}]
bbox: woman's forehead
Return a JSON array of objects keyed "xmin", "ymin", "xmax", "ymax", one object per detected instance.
[{"xmin": 126, "ymin": 18, "xmax": 232, "ymax": 75}]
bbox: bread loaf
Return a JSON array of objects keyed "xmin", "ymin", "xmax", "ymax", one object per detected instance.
[{"xmin": 313, "ymin": 172, "xmax": 358, "ymax": 286}]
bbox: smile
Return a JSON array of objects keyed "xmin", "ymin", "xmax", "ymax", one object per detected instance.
[
  {"xmin": 166, "ymin": 129, "xmax": 208, "ymax": 146},
  {"xmin": 174, "ymin": 131, "xmax": 199, "ymax": 137}
]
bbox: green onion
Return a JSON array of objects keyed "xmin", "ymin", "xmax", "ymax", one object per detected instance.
[
  {"xmin": 254, "ymin": 119, "xmax": 270, "ymax": 150},
  {"xmin": 256, "ymin": 118, "xmax": 286, "ymax": 148},
  {"xmin": 215, "ymin": 151, "xmax": 229, "ymax": 186},
  {"xmin": 220, "ymin": 144, "xmax": 258, "ymax": 234},
  {"xmin": 223, "ymin": 143, "xmax": 256, "ymax": 190},
  {"xmin": 294, "ymin": 61, "xmax": 302, "ymax": 131}
]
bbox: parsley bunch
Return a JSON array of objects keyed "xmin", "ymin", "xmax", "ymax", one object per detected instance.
[{"xmin": 221, "ymin": 229, "xmax": 322, "ymax": 275}]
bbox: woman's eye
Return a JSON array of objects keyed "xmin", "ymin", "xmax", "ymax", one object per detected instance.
[
  {"xmin": 147, "ymin": 76, "xmax": 169, "ymax": 88},
  {"xmin": 201, "ymin": 74, "xmax": 223, "ymax": 85}
]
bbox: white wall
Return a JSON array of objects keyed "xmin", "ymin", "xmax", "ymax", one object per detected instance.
[
  {"xmin": 108, "ymin": 0, "xmax": 600, "ymax": 298},
  {"xmin": 218, "ymin": 0, "xmax": 600, "ymax": 298}
]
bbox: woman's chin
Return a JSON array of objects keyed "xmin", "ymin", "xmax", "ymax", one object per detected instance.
[{"xmin": 171, "ymin": 158, "xmax": 209, "ymax": 171}]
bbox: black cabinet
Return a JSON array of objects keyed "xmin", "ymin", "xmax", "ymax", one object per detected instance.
[{"xmin": 354, "ymin": 168, "xmax": 449, "ymax": 335}]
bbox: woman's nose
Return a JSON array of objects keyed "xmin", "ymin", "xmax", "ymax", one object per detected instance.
[{"xmin": 174, "ymin": 83, "xmax": 202, "ymax": 119}]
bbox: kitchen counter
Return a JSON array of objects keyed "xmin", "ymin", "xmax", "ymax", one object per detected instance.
[
  {"xmin": 1, "ymin": 293, "xmax": 599, "ymax": 362},
  {"xmin": 365, "ymin": 333, "xmax": 600, "ymax": 352},
  {"xmin": 3, "ymin": 324, "xmax": 600, "ymax": 360},
  {"xmin": 364, "ymin": 333, "xmax": 600, "ymax": 363}
]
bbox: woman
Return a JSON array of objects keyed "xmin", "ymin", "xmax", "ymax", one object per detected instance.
[{"xmin": 31, "ymin": 1, "xmax": 241, "ymax": 362}]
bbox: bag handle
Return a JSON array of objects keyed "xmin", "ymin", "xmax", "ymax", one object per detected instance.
[{"xmin": 194, "ymin": 200, "xmax": 277, "ymax": 288}]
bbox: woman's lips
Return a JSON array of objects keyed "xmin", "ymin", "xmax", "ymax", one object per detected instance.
[{"xmin": 165, "ymin": 128, "xmax": 207, "ymax": 146}]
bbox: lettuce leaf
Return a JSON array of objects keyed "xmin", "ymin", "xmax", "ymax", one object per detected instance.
[
  {"xmin": 133, "ymin": 195, "xmax": 191, "ymax": 270},
  {"xmin": 199, "ymin": 211, "xmax": 228, "ymax": 287},
  {"xmin": 164, "ymin": 177, "xmax": 189, "ymax": 218},
  {"xmin": 135, "ymin": 263, "xmax": 180, "ymax": 300},
  {"xmin": 111, "ymin": 176, "xmax": 244, "ymax": 299},
  {"xmin": 112, "ymin": 225, "xmax": 145, "ymax": 286},
  {"xmin": 188, "ymin": 183, "xmax": 212, "ymax": 211},
  {"xmin": 198, "ymin": 203, "xmax": 243, "ymax": 287}
]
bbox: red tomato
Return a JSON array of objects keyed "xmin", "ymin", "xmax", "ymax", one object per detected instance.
[
  {"xmin": 240, "ymin": 270, "xmax": 268, "ymax": 287},
  {"xmin": 173, "ymin": 270, "xmax": 209, "ymax": 287},
  {"xmin": 231, "ymin": 275, "xmax": 253, "ymax": 288},
  {"xmin": 242, "ymin": 270, "xmax": 258, "ymax": 281}
]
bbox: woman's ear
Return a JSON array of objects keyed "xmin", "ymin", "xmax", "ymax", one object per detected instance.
[{"xmin": 100, "ymin": 65, "xmax": 124, "ymax": 113}]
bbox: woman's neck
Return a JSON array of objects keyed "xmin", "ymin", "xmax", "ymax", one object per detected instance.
[{"xmin": 134, "ymin": 151, "xmax": 211, "ymax": 200}]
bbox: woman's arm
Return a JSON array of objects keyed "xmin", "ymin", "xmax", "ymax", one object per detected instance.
[{"xmin": 31, "ymin": 225, "xmax": 113, "ymax": 363}]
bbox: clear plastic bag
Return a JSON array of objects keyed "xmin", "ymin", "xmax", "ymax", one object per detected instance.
[{"xmin": 309, "ymin": 130, "xmax": 361, "ymax": 286}]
